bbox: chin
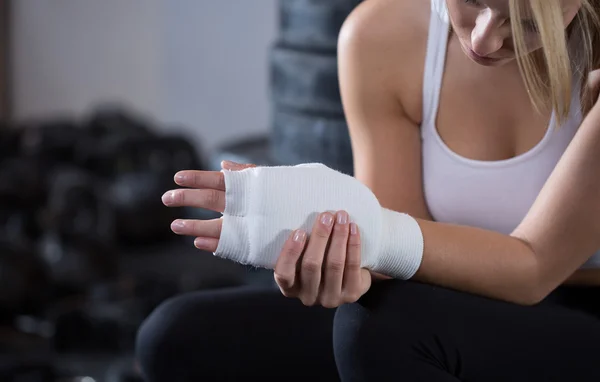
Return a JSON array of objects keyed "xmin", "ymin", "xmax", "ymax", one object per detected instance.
[
  {"xmin": 468, "ymin": 54, "xmax": 513, "ymax": 67},
  {"xmin": 461, "ymin": 45, "xmax": 513, "ymax": 67}
]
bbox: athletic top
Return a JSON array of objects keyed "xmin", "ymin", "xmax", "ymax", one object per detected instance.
[{"xmin": 420, "ymin": 0, "xmax": 600, "ymax": 267}]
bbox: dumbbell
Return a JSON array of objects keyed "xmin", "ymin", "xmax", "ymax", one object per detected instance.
[
  {"xmin": 99, "ymin": 134, "xmax": 199, "ymax": 175},
  {"xmin": 133, "ymin": 134, "xmax": 202, "ymax": 174},
  {"xmin": 43, "ymin": 167, "xmax": 115, "ymax": 244},
  {"xmin": 38, "ymin": 167, "xmax": 118, "ymax": 291},
  {"xmin": 76, "ymin": 137, "xmax": 197, "ymax": 244},
  {"xmin": 38, "ymin": 232, "xmax": 118, "ymax": 295},
  {"xmin": 104, "ymin": 135, "xmax": 201, "ymax": 243},
  {"xmin": 77, "ymin": 134, "xmax": 140, "ymax": 178},
  {"xmin": 86, "ymin": 105, "xmax": 153, "ymax": 138},
  {"xmin": 78, "ymin": 133, "xmax": 200, "ymax": 182},
  {"xmin": 19, "ymin": 119, "xmax": 83, "ymax": 163},
  {"xmin": 109, "ymin": 170, "xmax": 178, "ymax": 243},
  {"xmin": 51, "ymin": 286, "xmax": 150, "ymax": 353},
  {"xmin": 76, "ymin": 107, "xmax": 155, "ymax": 176}
]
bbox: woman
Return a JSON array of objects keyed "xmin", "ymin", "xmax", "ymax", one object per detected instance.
[{"xmin": 139, "ymin": 0, "xmax": 600, "ymax": 380}]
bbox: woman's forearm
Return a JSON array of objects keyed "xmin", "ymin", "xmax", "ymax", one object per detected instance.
[
  {"xmin": 409, "ymin": 219, "xmax": 545, "ymax": 305},
  {"xmin": 401, "ymin": 105, "xmax": 600, "ymax": 304},
  {"xmin": 407, "ymin": 218, "xmax": 600, "ymax": 304}
]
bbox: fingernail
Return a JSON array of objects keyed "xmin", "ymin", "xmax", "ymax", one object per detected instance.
[
  {"xmin": 222, "ymin": 160, "xmax": 239, "ymax": 167},
  {"xmin": 161, "ymin": 191, "xmax": 175, "ymax": 205},
  {"xmin": 293, "ymin": 230, "xmax": 306, "ymax": 242},
  {"xmin": 337, "ymin": 211, "xmax": 348, "ymax": 225},
  {"xmin": 194, "ymin": 237, "xmax": 210, "ymax": 249},
  {"xmin": 350, "ymin": 223, "xmax": 358, "ymax": 235},
  {"xmin": 321, "ymin": 213, "xmax": 333, "ymax": 226},
  {"xmin": 175, "ymin": 173, "xmax": 185, "ymax": 183},
  {"xmin": 171, "ymin": 220, "xmax": 185, "ymax": 232}
]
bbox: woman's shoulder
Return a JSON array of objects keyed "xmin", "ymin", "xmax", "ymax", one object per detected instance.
[
  {"xmin": 339, "ymin": 0, "xmax": 431, "ymax": 122},
  {"xmin": 340, "ymin": 0, "xmax": 430, "ymax": 56}
]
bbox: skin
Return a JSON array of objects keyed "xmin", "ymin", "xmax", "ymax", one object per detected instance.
[
  {"xmin": 450, "ymin": 0, "xmax": 581, "ymax": 66},
  {"xmin": 162, "ymin": 0, "xmax": 600, "ymax": 307},
  {"xmin": 165, "ymin": 160, "xmax": 372, "ymax": 307}
]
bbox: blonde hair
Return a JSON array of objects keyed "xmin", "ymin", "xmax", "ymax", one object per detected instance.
[{"xmin": 510, "ymin": 0, "xmax": 600, "ymax": 124}]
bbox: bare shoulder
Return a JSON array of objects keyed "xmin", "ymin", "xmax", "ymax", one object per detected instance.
[{"xmin": 338, "ymin": 0, "xmax": 431, "ymax": 122}]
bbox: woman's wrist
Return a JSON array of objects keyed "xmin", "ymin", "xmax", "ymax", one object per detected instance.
[{"xmin": 370, "ymin": 271, "xmax": 393, "ymax": 281}]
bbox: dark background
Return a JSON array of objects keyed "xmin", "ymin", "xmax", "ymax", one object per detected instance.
[{"xmin": 0, "ymin": 1, "xmax": 362, "ymax": 380}]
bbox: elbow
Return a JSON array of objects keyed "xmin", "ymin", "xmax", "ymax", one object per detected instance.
[
  {"xmin": 515, "ymin": 273, "xmax": 560, "ymax": 306},
  {"xmin": 478, "ymin": 269, "xmax": 549, "ymax": 307},
  {"xmin": 504, "ymin": 275, "xmax": 550, "ymax": 306},
  {"xmin": 504, "ymin": 237, "xmax": 552, "ymax": 306},
  {"xmin": 509, "ymin": 287, "xmax": 548, "ymax": 306}
]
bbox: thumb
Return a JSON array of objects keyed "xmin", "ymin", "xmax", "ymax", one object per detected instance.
[{"xmin": 221, "ymin": 160, "xmax": 257, "ymax": 171}]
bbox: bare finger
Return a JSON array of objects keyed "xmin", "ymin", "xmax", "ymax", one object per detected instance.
[
  {"xmin": 221, "ymin": 161, "xmax": 257, "ymax": 171},
  {"xmin": 174, "ymin": 170, "xmax": 226, "ymax": 190},
  {"xmin": 171, "ymin": 218, "xmax": 222, "ymax": 238},
  {"xmin": 342, "ymin": 222, "xmax": 364, "ymax": 303},
  {"xmin": 299, "ymin": 212, "xmax": 334, "ymax": 306},
  {"xmin": 274, "ymin": 229, "xmax": 306, "ymax": 298},
  {"xmin": 320, "ymin": 211, "xmax": 350, "ymax": 308},
  {"xmin": 161, "ymin": 188, "xmax": 225, "ymax": 212},
  {"xmin": 359, "ymin": 268, "xmax": 372, "ymax": 299},
  {"xmin": 193, "ymin": 237, "xmax": 220, "ymax": 252}
]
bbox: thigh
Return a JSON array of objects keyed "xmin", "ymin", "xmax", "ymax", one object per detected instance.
[
  {"xmin": 137, "ymin": 285, "xmax": 338, "ymax": 382},
  {"xmin": 333, "ymin": 281, "xmax": 600, "ymax": 382}
]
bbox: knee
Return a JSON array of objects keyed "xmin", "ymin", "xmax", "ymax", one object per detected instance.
[
  {"xmin": 333, "ymin": 281, "xmax": 430, "ymax": 348},
  {"xmin": 335, "ymin": 280, "xmax": 442, "ymax": 328},
  {"xmin": 333, "ymin": 281, "xmax": 449, "ymax": 379},
  {"xmin": 136, "ymin": 294, "xmax": 199, "ymax": 382}
]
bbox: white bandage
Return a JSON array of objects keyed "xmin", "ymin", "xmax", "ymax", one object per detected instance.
[{"xmin": 214, "ymin": 163, "xmax": 424, "ymax": 279}]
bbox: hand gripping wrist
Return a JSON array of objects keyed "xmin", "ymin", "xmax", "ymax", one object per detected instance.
[{"xmin": 215, "ymin": 164, "xmax": 424, "ymax": 279}]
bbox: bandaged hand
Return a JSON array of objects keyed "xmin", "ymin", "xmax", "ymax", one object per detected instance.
[{"xmin": 162, "ymin": 161, "xmax": 423, "ymax": 281}]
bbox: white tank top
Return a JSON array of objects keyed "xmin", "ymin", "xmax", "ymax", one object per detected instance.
[{"xmin": 421, "ymin": 0, "xmax": 600, "ymax": 268}]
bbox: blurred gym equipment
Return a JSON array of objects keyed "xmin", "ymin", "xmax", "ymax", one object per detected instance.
[
  {"xmin": 279, "ymin": 0, "xmax": 363, "ymax": 51},
  {"xmin": 271, "ymin": 109, "xmax": 354, "ymax": 175},
  {"xmin": 208, "ymin": 136, "xmax": 274, "ymax": 171},
  {"xmin": 0, "ymin": 241, "xmax": 50, "ymax": 319},
  {"xmin": 270, "ymin": 45, "xmax": 344, "ymax": 116},
  {"xmin": 213, "ymin": 0, "xmax": 361, "ymax": 176},
  {"xmin": 1, "ymin": 0, "xmax": 364, "ymax": 379},
  {"xmin": 0, "ymin": 106, "xmax": 223, "ymax": 381}
]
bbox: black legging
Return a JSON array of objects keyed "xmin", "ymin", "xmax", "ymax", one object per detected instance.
[
  {"xmin": 335, "ymin": 281, "xmax": 600, "ymax": 381},
  {"xmin": 136, "ymin": 285, "xmax": 339, "ymax": 382},
  {"xmin": 136, "ymin": 281, "xmax": 600, "ymax": 382}
]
